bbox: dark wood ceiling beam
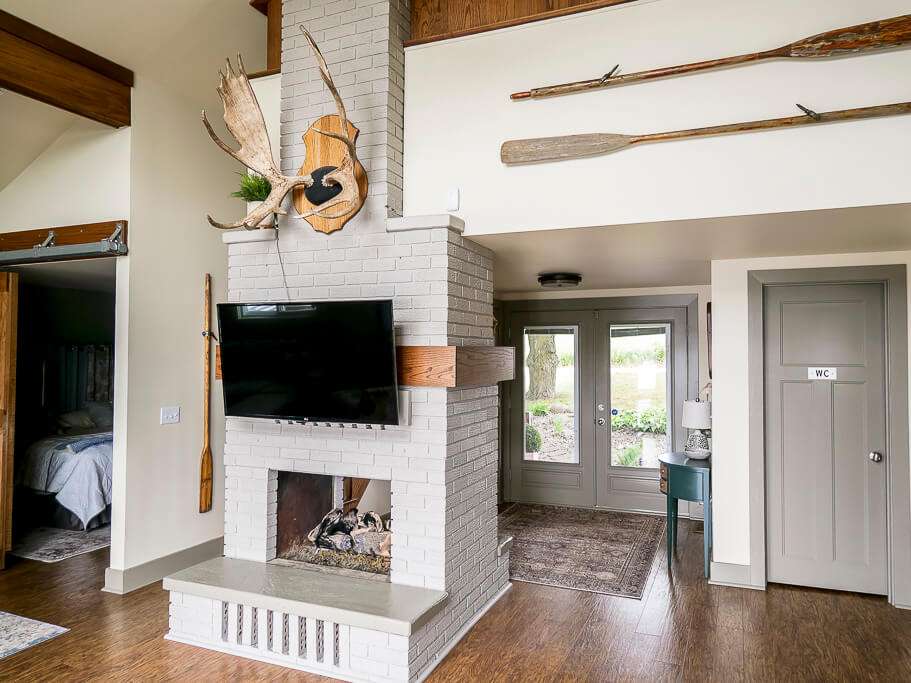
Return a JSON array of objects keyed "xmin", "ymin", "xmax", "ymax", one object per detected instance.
[
  {"xmin": 407, "ymin": 0, "xmax": 638, "ymax": 46},
  {"xmin": 0, "ymin": 10, "xmax": 132, "ymax": 128},
  {"xmin": 249, "ymin": 0, "xmax": 281, "ymax": 74}
]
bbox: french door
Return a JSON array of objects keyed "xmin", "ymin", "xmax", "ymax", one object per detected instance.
[{"xmin": 507, "ymin": 304, "xmax": 690, "ymax": 512}]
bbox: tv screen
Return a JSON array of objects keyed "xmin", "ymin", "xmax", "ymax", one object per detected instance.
[{"xmin": 217, "ymin": 300, "xmax": 398, "ymax": 425}]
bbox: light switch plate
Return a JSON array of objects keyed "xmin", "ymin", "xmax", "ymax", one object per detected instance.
[
  {"xmin": 446, "ymin": 187, "xmax": 460, "ymax": 212},
  {"xmin": 160, "ymin": 406, "xmax": 181, "ymax": 425}
]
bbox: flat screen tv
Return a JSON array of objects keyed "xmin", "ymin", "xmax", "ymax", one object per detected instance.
[{"xmin": 217, "ymin": 300, "xmax": 398, "ymax": 425}]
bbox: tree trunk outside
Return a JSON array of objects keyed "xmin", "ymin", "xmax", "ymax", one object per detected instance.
[{"xmin": 526, "ymin": 334, "xmax": 557, "ymax": 401}]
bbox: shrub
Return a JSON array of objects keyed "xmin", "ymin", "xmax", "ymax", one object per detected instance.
[
  {"xmin": 610, "ymin": 342, "xmax": 666, "ymax": 367},
  {"xmin": 616, "ymin": 444, "xmax": 642, "ymax": 467},
  {"xmin": 552, "ymin": 415, "xmax": 565, "ymax": 436},
  {"xmin": 525, "ymin": 424, "xmax": 542, "ymax": 453},
  {"xmin": 528, "ymin": 401, "xmax": 550, "ymax": 416},
  {"xmin": 611, "ymin": 407, "xmax": 667, "ymax": 434},
  {"xmin": 559, "ymin": 351, "xmax": 574, "ymax": 367},
  {"xmin": 231, "ymin": 172, "xmax": 272, "ymax": 202}
]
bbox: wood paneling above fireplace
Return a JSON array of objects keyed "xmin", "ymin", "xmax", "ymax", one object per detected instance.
[{"xmin": 407, "ymin": 0, "xmax": 637, "ymax": 46}]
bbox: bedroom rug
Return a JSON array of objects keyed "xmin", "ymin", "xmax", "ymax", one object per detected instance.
[
  {"xmin": 498, "ymin": 504, "xmax": 665, "ymax": 599},
  {"xmin": 11, "ymin": 526, "xmax": 110, "ymax": 563},
  {"xmin": 0, "ymin": 612, "xmax": 67, "ymax": 659}
]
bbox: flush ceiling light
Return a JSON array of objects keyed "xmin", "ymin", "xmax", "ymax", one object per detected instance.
[{"xmin": 538, "ymin": 272, "xmax": 582, "ymax": 289}]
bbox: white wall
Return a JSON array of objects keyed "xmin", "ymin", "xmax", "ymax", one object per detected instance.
[
  {"xmin": 404, "ymin": 0, "xmax": 911, "ymax": 235},
  {"xmin": 112, "ymin": 74, "xmax": 243, "ymax": 572},
  {"xmin": 711, "ymin": 251, "xmax": 911, "ymax": 567},
  {"xmin": 0, "ymin": 120, "xmax": 130, "ymax": 230}
]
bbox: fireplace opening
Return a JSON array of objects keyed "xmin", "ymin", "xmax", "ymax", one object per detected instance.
[{"xmin": 275, "ymin": 472, "xmax": 392, "ymax": 577}]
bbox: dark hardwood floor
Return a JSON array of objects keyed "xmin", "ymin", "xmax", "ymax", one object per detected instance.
[{"xmin": 1, "ymin": 520, "xmax": 910, "ymax": 681}]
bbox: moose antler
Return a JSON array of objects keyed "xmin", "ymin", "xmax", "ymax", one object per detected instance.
[
  {"xmin": 202, "ymin": 29, "xmax": 365, "ymax": 230},
  {"xmin": 294, "ymin": 26, "xmax": 363, "ymax": 221}
]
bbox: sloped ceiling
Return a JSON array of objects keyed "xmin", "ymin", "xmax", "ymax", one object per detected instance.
[
  {"xmin": 0, "ymin": 91, "xmax": 78, "ymax": 191},
  {"xmin": 0, "ymin": 0, "xmax": 266, "ymax": 103},
  {"xmin": 0, "ymin": 0, "xmax": 265, "ymax": 193}
]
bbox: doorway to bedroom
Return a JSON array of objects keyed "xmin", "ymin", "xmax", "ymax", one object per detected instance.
[{"xmin": 4, "ymin": 259, "xmax": 117, "ymax": 566}]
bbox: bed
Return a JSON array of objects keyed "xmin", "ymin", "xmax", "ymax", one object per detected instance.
[{"xmin": 16, "ymin": 431, "xmax": 113, "ymax": 531}]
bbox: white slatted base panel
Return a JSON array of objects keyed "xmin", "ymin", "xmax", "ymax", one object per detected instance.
[{"xmin": 167, "ymin": 593, "xmax": 367, "ymax": 680}]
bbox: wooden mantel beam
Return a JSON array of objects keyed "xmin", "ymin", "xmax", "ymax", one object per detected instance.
[{"xmin": 0, "ymin": 10, "xmax": 133, "ymax": 127}]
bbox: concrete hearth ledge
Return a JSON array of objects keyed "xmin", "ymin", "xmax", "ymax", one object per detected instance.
[
  {"xmin": 386, "ymin": 213, "xmax": 464, "ymax": 233},
  {"xmin": 221, "ymin": 228, "xmax": 277, "ymax": 244},
  {"xmin": 163, "ymin": 557, "xmax": 447, "ymax": 636}
]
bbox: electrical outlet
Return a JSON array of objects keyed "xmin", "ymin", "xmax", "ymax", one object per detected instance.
[{"xmin": 160, "ymin": 406, "xmax": 181, "ymax": 425}]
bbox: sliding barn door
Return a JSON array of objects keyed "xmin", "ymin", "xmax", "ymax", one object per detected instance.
[{"xmin": 0, "ymin": 273, "xmax": 18, "ymax": 569}]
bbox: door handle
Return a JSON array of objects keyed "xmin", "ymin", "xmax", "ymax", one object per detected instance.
[
  {"xmin": 869, "ymin": 451, "xmax": 883, "ymax": 463},
  {"xmin": 596, "ymin": 417, "xmax": 606, "ymax": 426}
]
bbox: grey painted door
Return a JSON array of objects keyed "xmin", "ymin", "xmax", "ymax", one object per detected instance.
[
  {"xmin": 595, "ymin": 308, "xmax": 689, "ymax": 512},
  {"xmin": 765, "ymin": 283, "xmax": 887, "ymax": 595},
  {"xmin": 508, "ymin": 311, "xmax": 596, "ymax": 507}
]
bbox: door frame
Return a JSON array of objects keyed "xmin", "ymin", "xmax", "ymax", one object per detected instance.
[
  {"xmin": 501, "ymin": 294, "xmax": 700, "ymax": 510},
  {"xmin": 747, "ymin": 265, "xmax": 910, "ymax": 607}
]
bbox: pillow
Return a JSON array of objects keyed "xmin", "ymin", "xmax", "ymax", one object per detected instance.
[
  {"xmin": 85, "ymin": 401, "xmax": 114, "ymax": 429},
  {"xmin": 57, "ymin": 410, "xmax": 95, "ymax": 432}
]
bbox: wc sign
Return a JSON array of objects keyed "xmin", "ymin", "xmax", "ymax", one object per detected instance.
[{"xmin": 808, "ymin": 367, "xmax": 838, "ymax": 380}]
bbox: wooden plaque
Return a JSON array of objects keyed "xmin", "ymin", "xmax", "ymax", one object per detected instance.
[{"xmin": 293, "ymin": 114, "xmax": 368, "ymax": 234}]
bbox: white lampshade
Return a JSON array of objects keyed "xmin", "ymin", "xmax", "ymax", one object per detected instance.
[{"xmin": 682, "ymin": 400, "xmax": 711, "ymax": 430}]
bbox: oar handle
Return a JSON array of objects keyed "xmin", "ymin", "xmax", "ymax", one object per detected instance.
[
  {"xmin": 513, "ymin": 50, "xmax": 777, "ymax": 100},
  {"xmin": 635, "ymin": 101, "xmax": 911, "ymax": 146}
]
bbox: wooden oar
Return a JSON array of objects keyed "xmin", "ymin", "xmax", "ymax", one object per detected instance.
[
  {"xmin": 501, "ymin": 101, "xmax": 911, "ymax": 164},
  {"xmin": 199, "ymin": 273, "xmax": 213, "ymax": 514},
  {"xmin": 510, "ymin": 15, "xmax": 911, "ymax": 101}
]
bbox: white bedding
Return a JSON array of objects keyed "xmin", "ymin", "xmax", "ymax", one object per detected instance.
[{"xmin": 17, "ymin": 432, "xmax": 113, "ymax": 530}]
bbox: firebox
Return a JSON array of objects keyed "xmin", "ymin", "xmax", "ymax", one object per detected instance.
[{"xmin": 275, "ymin": 471, "xmax": 392, "ymax": 576}]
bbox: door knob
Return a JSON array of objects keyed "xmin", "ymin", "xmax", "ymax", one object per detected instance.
[
  {"xmin": 869, "ymin": 451, "xmax": 883, "ymax": 463},
  {"xmin": 596, "ymin": 417, "xmax": 606, "ymax": 426}
]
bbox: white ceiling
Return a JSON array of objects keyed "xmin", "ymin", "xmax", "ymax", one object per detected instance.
[
  {"xmin": 475, "ymin": 203, "xmax": 911, "ymax": 295},
  {"xmin": 0, "ymin": 91, "xmax": 78, "ymax": 191},
  {"xmin": 0, "ymin": 0, "xmax": 266, "ymax": 103},
  {"xmin": 9, "ymin": 257, "xmax": 117, "ymax": 292}
]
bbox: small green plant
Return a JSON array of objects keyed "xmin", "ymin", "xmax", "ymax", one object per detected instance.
[
  {"xmin": 552, "ymin": 415, "xmax": 565, "ymax": 436},
  {"xmin": 525, "ymin": 424, "xmax": 542, "ymax": 453},
  {"xmin": 611, "ymin": 408, "xmax": 667, "ymax": 434},
  {"xmin": 617, "ymin": 444, "xmax": 642, "ymax": 467},
  {"xmin": 528, "ymin": 401, "xmax": 551, "ymax": 417},
  {"xmin": 559, "ymin": 351, "xmax": 574, "ymax": 367},
  {"xmin": 231, "ymin": 173, "xmax": 272, "ymax": 202}
]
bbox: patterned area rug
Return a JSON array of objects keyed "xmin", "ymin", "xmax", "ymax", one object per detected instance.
[
  {"xmin": 499, "ymin": 504, "xmax": 665, "ymax": 599},
  {"xmin": 0, "ymin": 612, "xmax": 68, "ymax": 659},
  {"xmin": 11, "ymin": 526, "xmax": 110, "ymax": 563}
]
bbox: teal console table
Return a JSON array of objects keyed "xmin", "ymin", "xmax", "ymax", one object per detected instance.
[{"xmin": 659, "ymin": 452, "xmax": 712, "ymax": 577}]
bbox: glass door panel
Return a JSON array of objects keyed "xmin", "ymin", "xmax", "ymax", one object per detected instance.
[
  {"xmin": 523, "ymin": 326, "xmax": 578, "ymax": 464},
  {"xmin": 609, "ymin": 324, "xmax": 671, "ymax": 469}
]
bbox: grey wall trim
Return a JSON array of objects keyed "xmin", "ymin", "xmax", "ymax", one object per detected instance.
[
  {"xmin": 103, "ymin": 536, "xmax": 224, "ymax": 595},
  {"xmin": 709, "ymin": 561, "xmax": 761, "ymax": 590},
  {"xmin": 747, "ymin": 265, "xmax": 910, "ymax": 606}
]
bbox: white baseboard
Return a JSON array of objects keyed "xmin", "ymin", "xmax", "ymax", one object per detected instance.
[
  {"xmin": 708, "ymin": 561, "xmax": 765, "ymax": 590},
  {"xmin": 104, "ymin": 537, "xmax": 223, "ymax": 594},
  {"xmin": 415, "ymin": 582, "xmax": 512, "ymax": 683}
]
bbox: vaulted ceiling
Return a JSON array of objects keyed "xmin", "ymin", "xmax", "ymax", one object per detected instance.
[{"xmin": 0, "ymin": 90, "xmax": 78, "ymax": 191}]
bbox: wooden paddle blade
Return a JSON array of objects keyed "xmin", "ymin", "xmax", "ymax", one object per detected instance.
[
  {"xmin": 199, "ymin": 446, "xmax": 213, "ymax": 513},
  {"xmin": 788, "ymin": 14, "xmax": 911, "ymax": 57},
  {"xmin": 501, "ymin": 133, "xmax": 633, "ymax": 164}
]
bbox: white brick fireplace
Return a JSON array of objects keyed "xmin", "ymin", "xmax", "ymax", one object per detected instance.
[{"xmin": 163, "ymin": 1, "xmax": 511, "ymax": 680}]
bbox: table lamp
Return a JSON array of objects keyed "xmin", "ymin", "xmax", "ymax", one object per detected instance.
[{"xmin": 682, "ymin": 399, "xmax": 711, "ymax": 459}]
